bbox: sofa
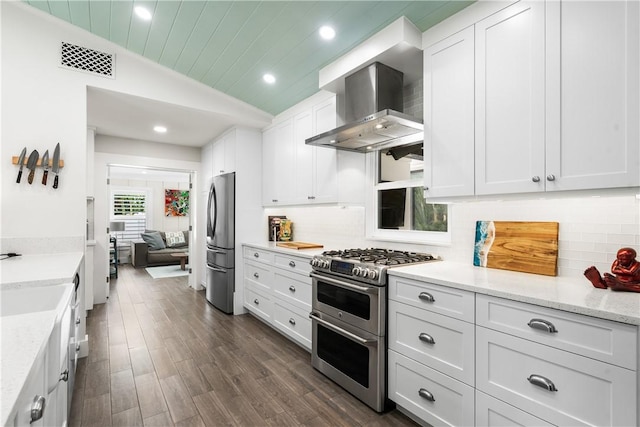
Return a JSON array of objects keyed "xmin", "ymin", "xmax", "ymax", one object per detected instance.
[{"xmin": 130, "ymin": 229, "xmax": 189, "ymax": 268}]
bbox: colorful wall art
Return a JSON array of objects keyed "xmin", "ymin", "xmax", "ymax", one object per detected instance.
[{"xmin": 165, "ymin": 189, "xmax": 189, "ymax": 217}]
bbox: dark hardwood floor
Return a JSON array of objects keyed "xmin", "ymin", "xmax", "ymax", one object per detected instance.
[{"xmin": 69, "ymin": 264, "xmax": 418, "ymax": 426}]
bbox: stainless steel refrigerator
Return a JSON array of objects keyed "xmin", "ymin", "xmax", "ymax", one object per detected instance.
[{"xmin": 206, "ymin": 172, "xmax": 235, "ymax": 313}]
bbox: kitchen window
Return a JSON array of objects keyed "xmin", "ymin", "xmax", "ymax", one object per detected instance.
[
  {"xmin": 110, "ymin": 188, "xmax": 150, "ymax": 242},
  {"xmin": 366, "ymin": 149, "xmax": 450, "ymax": 244}
]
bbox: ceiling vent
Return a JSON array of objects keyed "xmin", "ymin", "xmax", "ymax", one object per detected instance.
[{"xmin": 60, "ymin": 42, "xmax": 114, "ymax": 78}]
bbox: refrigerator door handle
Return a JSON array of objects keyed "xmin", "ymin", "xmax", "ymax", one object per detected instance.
[
  {"xmin": 207, "ymin": 265, "xmax": 226, "ymax": 273},
  {"xmin": 207, "ymin": 184, "xmax": 217, "ymax": 243}
]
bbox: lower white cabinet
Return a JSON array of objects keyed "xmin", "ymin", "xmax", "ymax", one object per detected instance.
[
  {"xmin": 475, "ymin": 390, "xmax": 553, "ymax": 427},
  {"xmin": 388, "ymin": 350, "xmax": 475, "ymax": 427},
  {"xmin": 243, "ymin": 245, "xmax": 312, "ymax": 351}
]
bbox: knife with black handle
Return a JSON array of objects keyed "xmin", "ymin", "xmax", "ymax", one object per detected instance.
[
  {"xmin": 52, "ymin": 143, "xmax": 60, "ymax": 189},
  {"xmin": 16, "ymin": 147, "xmax": 26, "ymax": 183}
]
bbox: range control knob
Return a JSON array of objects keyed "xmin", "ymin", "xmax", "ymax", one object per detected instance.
[
  {"xmin": 352, "ymin": 267, "xmax": 364, "ymax": 277},
  {"xmin": 367, "ymin": 269, "xmax": 378, "ymax": 280},
  {"xmin": 311, "ymin": 259, "xmax": 319, "ymax": 267},
  {"xmin": 322, "ymin": 260, "xmax": 331, "ymax": 269}
]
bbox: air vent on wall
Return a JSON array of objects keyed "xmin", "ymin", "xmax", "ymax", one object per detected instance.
[{"xmin": 60, "ymin": 41, "xmax": 114, "ymax": 78}]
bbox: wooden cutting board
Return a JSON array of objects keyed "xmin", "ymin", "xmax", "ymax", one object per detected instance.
[
  {"xmin": 473, "ymin": 221, "xmax": 559, "ymax": 276},
  {"xmin": 276, "ymin": 242, "xmax": 324, "ymax": 250}
]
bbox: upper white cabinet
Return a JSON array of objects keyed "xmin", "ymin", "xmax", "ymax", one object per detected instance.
[
  {"xmin": 211, "ymin": 131, "xmax": 237, "ymax": 177},
  {"xmin": 545, "ymin": 0, "xmax": 639, "ymax": 191},
  {"xmin": 263, "ymin": 94, "xmax": 338, "ymax": 206},
  {"xmin": 423, "ymin": 0, "xmax": 640, "ymax": 198},
  {"xmin": 423, "ymin": 26, "xmax": 475, "ymax": 197},
  {"xmin": 475, "ymin": 1, "xmax": 546, "ymax": 195}
]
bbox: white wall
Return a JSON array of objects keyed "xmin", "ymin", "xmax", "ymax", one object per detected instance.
[
  {"xmin": 0, "ymin": 1, "xmax": 270, "ymax": 250},
  {"xmin": 266, "ymin": 189, "xmax": 640, "ymax": 279}
]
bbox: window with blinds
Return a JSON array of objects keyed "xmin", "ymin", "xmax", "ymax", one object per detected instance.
[{"xmin": 112, "ymin": 191, "xmax": 148, "ymax": 242}]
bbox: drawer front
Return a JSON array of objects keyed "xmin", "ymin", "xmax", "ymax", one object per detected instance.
[
  {"xmin": 273, "ymin": 268, "xmax": 311, "ymax": 310},
  {"xmin": 243, "ymin": 246, "xmax": 274, "ymax": 265},
  {"xmin": 388, "ymin": 276, "xmax": 474, "ymax": 322},
  {"xmin": 388, "ymin": 350, "xmax": 475, "ymax": 427},
  {"xmin": 476, "ymin": 327, "xmax": 637, "ymax": 427},
  {"xmin": 388, "ymin": 300, "xmax": 474, "ymax": 385},
  {"xmin": 475, "ymin": 390, "xmax": 553, "ymax": 427},
  {"xmin": 476, "ymin": 294, "xmax": 638, "ymax": 370},
  {"xmin": 244, "ymin": 286, "xmax": 273, "ymax": 322},
  {"xmin": 244, "ymin": 260, "xmax": 272, "ymax": 293},
  {"xmin": 273, "ymin": 301, "xmax": 312, "ymax": 351},
  {"xmin": 274, "ymin": 253, "xmax": 312, "ymax": 276}
]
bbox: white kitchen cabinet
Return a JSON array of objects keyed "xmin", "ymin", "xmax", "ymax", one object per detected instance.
[
  {"xmin": 11, "ymin": 352, "xmax": 46, "ymax": 426},
  {"xmin": 475, "ymin": 0, "xmax": 546, "ymax": 195},
  {"xmin": 242, "ymin": 245, "xmax": 313, "ymax": 351},
  {"xmin": 545, "ymin": 0, "xmax": 640, "ymax": 191},
  {"xmin": 211, "ymin": 131, "xmax": 236, "ymax": 177},
  {"xmin": 262, "ymin": 119, "xmax": 294, "ymax": 206},
  {"xmin": 423, "ymin": 26, "xmax": 475, "ymax": 198},
  {"xmin": 475, "ymin": 390, "xmax": 554, "ymax": 427},
  {"xmin": 263, "ymin": 94, "xmax": 337, "ymax": 206},
  {"xmin": 201, "ymin": 143, "xmax": 213, "ymax": 183}
]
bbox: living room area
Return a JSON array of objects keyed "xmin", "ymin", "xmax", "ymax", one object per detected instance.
[{"xmin": 108, "ymin": 165, "xmax": 192, "ymax": 280}]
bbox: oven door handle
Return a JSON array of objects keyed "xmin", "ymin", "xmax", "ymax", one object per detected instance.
[
  {"xmin": 310, "ymin": 272, "xmax": 378, "ymax": 294},
  {"xmin": 309, "ymin": 313, "xmax": 376, "ymax": 346}
]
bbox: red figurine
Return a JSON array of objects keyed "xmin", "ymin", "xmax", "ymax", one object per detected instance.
[{"xmin": 584, "ymin": 247, "xmax": 640, "ymax": 293}]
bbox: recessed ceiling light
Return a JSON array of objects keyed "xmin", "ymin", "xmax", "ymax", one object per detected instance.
[
  {"xmin": 263, "ymin": 73, "xmax": 276, "ymax": 84},
  {"xmin": 319, "ymin": 25, "xmax": 336, "ymax": 40},
  {"xmin": 154, "ymin": 125, "xmax": 167, "ymax": 133},
  {"xmin": 134, "ymin": 6, "xmax": 152, "ymax": 21}
]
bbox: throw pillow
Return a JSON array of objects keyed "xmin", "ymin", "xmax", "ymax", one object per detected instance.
[
  {"xmin": 165, "ymin": 231, "xmax": 186, "ymax": 248},
  {"xmin": 141, "ymin": 231, "xmax": 166, "ymax": 250}
]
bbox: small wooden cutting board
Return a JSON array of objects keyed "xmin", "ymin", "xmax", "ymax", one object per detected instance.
[
  {"xmin": 473, "ymin": 221, "xmax": 559, "ymax": 276},
  {"xmin": 276, "ymin": 242, "xmax": 324, "ymax": 250}
]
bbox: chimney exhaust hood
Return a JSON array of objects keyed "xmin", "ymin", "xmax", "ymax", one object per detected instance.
[{"xmin": 306, "ymin": 62, "xmax": 423, "ymax": 153}]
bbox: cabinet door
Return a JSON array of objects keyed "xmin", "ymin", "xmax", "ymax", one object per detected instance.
[
  {"xmin": 211, "ymin": 139, "xmax": 225, "ymax": 177},
  {"xmin": 475, "ymin": 1, "xmax": 546, "ymax": 195},
  {"xmin": 262, "ymin": 120, "xmax": 294, "ymax": 205},
  {"xmin": 423, "ymin": 26, "xmax": 475, "ymax": 198},
  {"xmin": 201, "ymin": 143, "xmax": 213, "ymax": 183},
  {"xmin": 312, "ymin": 96, "xmax": 338, "ymax": 203},
  {"xmin": 293, "ymin": 110, "xmax": 314, "ymax": 203},
  {"xmin": 223, "ymin": 131, "xmax": 236, "ymax": 174},
  {"xmin": 545, "ymin": 0, "xmax": 640, "ymax": 191}
]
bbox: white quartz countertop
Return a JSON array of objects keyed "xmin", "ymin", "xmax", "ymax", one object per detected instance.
[
  {"xmin": 243, "ymin": 241, "xmax": 333, "ymax": 259},
  {"xmin": 1, "ymin": 252, "xmax": 83, "ymax": 289},
  {"xmin": 389, "ymin": 261, "xmax": 640, "ymax": 325},
  {"xmin": 1, "ymin": 311, "xmax": 57, "ymax": 425}
]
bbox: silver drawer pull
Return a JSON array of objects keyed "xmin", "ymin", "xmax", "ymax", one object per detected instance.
[
  {"xmin": 527, "ymin": 318, "xmax": 558, "ymax": 333},
  {"xmin": 289, "ymin": 318, "xmax": 296, "ymax": 325},
  {"xmin": 253, "ymin": 272, "xmax": 259, "ymax": 278},
  {"xmin": 289, "ymin": 261, "xmax": 296, "ymax": 267},
  {"xmin": 76, "ymin": 343, "xmax": 81, "ymax": 352},
  {"xmin": 418, "ymin": 292, "xmax": 435, "ymax": 303},
  {"xmin": 60, "ymin": 369, "xmax": 69, "ymax": 382},
  {"xmin": 30, "ymin": 395, "xmax": 46, "ymax": 423},
  {"xmin": 418, "ymin": 388, "xmax": 435, "ymax": 402},
  {"xmin": 75, "ymin": 317, "xmax": 81, "ymax": 325},
  {"xmin": 527, "ymin": 374, "xmax": 558, "ymax": 392},
  {"xmin": 418, "ymin": 332, "xmax": 435, "ymax": 345},
  {"xmin": 289, "ymin": 285, "xmax": 296, "ymax": 292},
  {"xmin": 254, "ymin": 299, "xmax": 259, "ymax": 305},
  {"xmin": 254, "ymin": 252, "xmax": 259, "ymax": 258}
]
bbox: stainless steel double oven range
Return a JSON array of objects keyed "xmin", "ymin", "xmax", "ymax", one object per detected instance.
[{"xmin": 309, "ymin": 248, "xmax": 438, "ymax": 412}]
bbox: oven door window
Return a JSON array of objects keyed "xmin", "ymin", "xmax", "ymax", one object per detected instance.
[
  {"xmin": 317, "ymin": 324, "xmax": 369, "ymax": 387},
  {"xmin": 317, "ymin": 281, "xmax": 370, "ymax": 320}
]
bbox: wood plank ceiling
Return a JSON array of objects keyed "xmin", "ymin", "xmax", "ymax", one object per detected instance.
[{"xmin": 24, "ymin": 1, "xmax": 473, "ymax": 116}]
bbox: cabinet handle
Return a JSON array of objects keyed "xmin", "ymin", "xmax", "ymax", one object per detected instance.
[
  {"xmin": 75, "ymin": 317, "xmax": 81, "ymax": 325},
  {"xmin": 418, "ymin": 388, "xmax": 435, "ymax": 402},
  {"xmin": 220, "ymin": 170, "xmax": 224, "ymax": 173},
  {"xmin": 423, "ymin": 186, "xmax": 429, "ymax": 191},
  {"xmin": 254, "ymin": 252, "xmax": 259, "ymax": 258},
  {"xmin": 418, "ymin": 332, "xmax": 435, "ymax": 345},
  {"xmin": 527, "ymin": 374, "xmax": 558, "ymax": 392},
  {"xmin": 527, "ymin": 318, "xmax": 558, "ymax": 333},
  {"xmin": 289, "ymin": 285, "xmax": 296, "ymax": 292},
  {"xmin": 76, "ymin": 343, "xmax": 81, "ymax": 352},
  {"xmin": 30, "ymin": 395, "xmax": 46, "ymax": 423},
  {"xmin": 418, "ymin": 292, "xmax": 435, "ymax": 303},
  {"xmin": 289, "ymin": 261, "xmax": 296, "ymax": 268},
  {"xmin": 60, "ymin": 369, "xmax": 69, "ymax": 382},
  {"xmin": 272, "ymin": 199, "xmax": 278, "ymax": 203},
  {"xmin": 254, "ymin": 298, "xmax": 259, "ymax": 305},
  {"xmin": 546, "ymin": 174, "xmax": 556, "ymax": 181},
  {"xmin": 289, "ymin": 318, "xmax": 296, "ymax": 325},
  {"xmin": 253, "ymin": 272, "xmax": 259, "ymax": 278},
  {"xmin": 532, "ymin": 176, "xmax": 541, "ymax": 182}
]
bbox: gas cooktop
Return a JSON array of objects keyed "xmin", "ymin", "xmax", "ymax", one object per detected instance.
[{"xmin": 310, "ymin": 248, "xmax": 439, "ymax": 286}]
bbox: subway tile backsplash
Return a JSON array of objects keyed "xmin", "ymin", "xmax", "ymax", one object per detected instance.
[{"xmin": 266, "ymin": 190, "xmax": 640, "ymax": 279}]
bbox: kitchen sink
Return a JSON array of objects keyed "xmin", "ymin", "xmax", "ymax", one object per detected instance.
[{"xmin": 1, "ymin": 283, "xmax": 73, "ymax": 317}]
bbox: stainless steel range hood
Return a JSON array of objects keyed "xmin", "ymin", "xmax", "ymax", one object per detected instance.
[{"xmin": 306, "ymin": 62, "xmax": 423, "ymax": 153}]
